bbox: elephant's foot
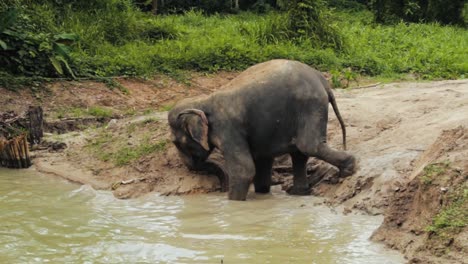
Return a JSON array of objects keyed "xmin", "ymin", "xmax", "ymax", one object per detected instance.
[
  {"xmin": 339, "ymin": 155, "xmax": 357, "ymax": 178},
  {"xmin": 286, "ymin": 185, "xmax": 312, "ymax": 196}
]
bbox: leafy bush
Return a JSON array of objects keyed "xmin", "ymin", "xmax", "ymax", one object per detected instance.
[
  {"xmin": 0, "ymin": 0, "xmax": 466, "ymax": 88},
  {"xmin": 0, "ymin": 6, "xmax": 77, "ymax": 78},
  {"xmin": 370, "ymin": 0, "xmax": 466, "ymax": 26},
  {"xmin": 287, "ymin": 0, "xmax": 344, "ymax": 50}
]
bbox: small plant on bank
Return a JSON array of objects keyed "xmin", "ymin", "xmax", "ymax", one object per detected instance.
[
  {"xmin": 87, "ymin": 106, "xmax": 113, "ymax": 118},
  {"xmin": 426, "ymin": 186, "xmax": 467, "ymax": 235},
  {"xmin": 420, "ymin": 161, "xmax": 451, "ymax": 185},
  {"xmin": 54, "ymin": 106, "xmax": 114, "ymax": 119},
  {"xmin": 113, "ymin": 138, "xmax": 168, "ymax": 166},
  {"xmin": 141, "ymin": 117, "xmax": 158, "ymax": 124},
  {"xmin": 158, "ymin": 104, "xmax": 175, "ymax": 112}
]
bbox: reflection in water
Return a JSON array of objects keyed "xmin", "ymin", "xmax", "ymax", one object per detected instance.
[{"xmin": 0, "ymin": 168, "xmax": 404, "ymax": 263}]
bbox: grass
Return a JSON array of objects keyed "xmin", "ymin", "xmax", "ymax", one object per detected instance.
[
  {"xmin": 337, "ymin": 10, "xmax": 467, "ymax": 79},
  {"xmin": 421, "ymin": 160, "xmax": 467, "ymax": 236},
  {"xmin": 55, "ymin": 106, "xmax": 113, "ymax": 119},
  {"xmin": 113, "ymin": 138, "xmax": 167, "ymax": 166},
  {"xmin": 141, "ymin": 117, "xmax": 158, "ymax": 124},
  {"xmin": 87, "ymin": 131, "xmax": 168, "ymax": 166},
  {"xmin": 1, "ymin": 3, "xmax": 467, "ymax": 86},
  {"xmin": 426, "ymin": 186, "xmax": 468, "ymax": 235},
  {"xmin": 158, "ymin": 104, "xmax": 175, "ymax": 112},
  {"xmin": 85, "ymin": 117, "xmax": 168, "ymax": 166},
  {"xmin": 68, "ymin": 9, "xmax": 467, "ymax": 80},
  {"xmin": 420, "ymin": 162, "xmax": 451, "ymax": 185}
]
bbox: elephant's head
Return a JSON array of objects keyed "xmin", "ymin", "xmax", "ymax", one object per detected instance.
[{"xmin": 168, "ymin": 108, "xmax": 212, "ymax": 170}]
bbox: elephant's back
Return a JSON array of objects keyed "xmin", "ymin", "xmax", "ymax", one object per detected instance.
[{"xmin": 216, "ymin": 60, "xmax": 325, "ymax": 96}]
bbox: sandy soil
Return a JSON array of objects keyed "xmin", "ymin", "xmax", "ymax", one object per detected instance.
[{"xmin": 2, "ymin": 76, "xmax": 467, "ymax": 263}]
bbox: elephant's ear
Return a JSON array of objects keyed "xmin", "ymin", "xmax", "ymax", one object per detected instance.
[{"xmin": 179, "ymin": 109, "xmax": 210, "ymax": 151}]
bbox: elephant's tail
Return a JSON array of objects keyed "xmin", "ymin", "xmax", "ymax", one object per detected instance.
[{"xmin": 325, "ymin": 82, "xmax": 347, "ymax": 151}]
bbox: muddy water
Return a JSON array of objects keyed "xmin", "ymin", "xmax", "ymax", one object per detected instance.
[{"xmin": 0, "ymin": 168, "xmax": 404, "ymax": 263}]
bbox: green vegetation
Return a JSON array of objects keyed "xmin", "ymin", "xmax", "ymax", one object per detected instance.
[
  {"xmin": 1, "ymin": 0, "xmax": 467, "ymax": 88},
  {"xmin": 55, "ymin": 106, "xmax": 114, "ymax": 119},
  {"xmin": 158, "ymin": 104, "xmax": 175, "ymax": 112},
  {"xmin": 86, "ymin": 130, "xmax": 167, "ymax": 166},
  {"xmin": 113, "ymin": 138, "xmax": 167, "ymax": 166},
  {"xmin": 141, "ymin": 117, "xmax": 159, "ymax": 124},
  {"xmin": 420, "ymin": 162, "xmax": 451, "ymax": 185},
  {"xmin": 426, "ymin": 185, "xmax": 467, "ymax": 235},
  {"xmin": 421, "ymin": 161, "xmax": 467, "ymax": 237},
  {"xmin": 371, "ymin": 0, "xmax": 466, "ymax": 25}
]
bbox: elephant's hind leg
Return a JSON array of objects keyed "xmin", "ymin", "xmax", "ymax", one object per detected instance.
[
  {"xmin": 295, "ymin": 106, "xmax": 357, "ymax": 178},
  {"xmin": 315, "ymin": 143, "xmax": 357, "ymax": 177},
  {"xmin": 287, "ymin": 152, "xmax": 311, "ymax": 195},
  {"xmin": 253, "ymin": 157, "xmax": 274, "ymax": 193}
]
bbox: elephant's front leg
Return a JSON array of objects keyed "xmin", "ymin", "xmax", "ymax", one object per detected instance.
[{"xmin": 223, "ymin": 142, "xmax": 255, "ymax": 201}]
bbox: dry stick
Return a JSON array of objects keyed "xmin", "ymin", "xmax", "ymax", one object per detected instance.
[
  {"xmin": 6, "ymin": 140, "xmax": 13, "ymax": 168},
  {"xmin": 0, "ymin": 140, "xmax": 5, "ymax": 166},
  {"xmin": 5, "ymin": 140, "xmax": 10, "ymax": 167},
  {"xmin": 15, "ymin": 138, "xmax": 22, "ymax": 168},
  {"xmin": 16, "ymin": 137, "xmax": 22, "ymax": 168},
  {"xmin": 347, "ymin": 82, "xmax": 382, "ymax": 90},
  {"xmin": 2, "ymin": 140, "xmax": 8, "ymax": 167},
  {"xmin": 21, "ymin": 135, "xmax": 28, "ymax": 168},
  {"xmin": 18, "ymin": 136, "xmax": 25, "ymax": 168},
  {"xmin": 12, "ymin": 138, "xmax": 20, "ymax": 168},
  {"xmin": 23, "ymin": 135, "xmax": 31, "ymax": 167}
]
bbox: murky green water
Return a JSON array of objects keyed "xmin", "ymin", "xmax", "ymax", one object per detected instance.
[{"xmin": 0, "ymin": 168, "xmax": 403, "ymax": 263}]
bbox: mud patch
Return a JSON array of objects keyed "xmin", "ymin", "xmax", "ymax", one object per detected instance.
[{"xmin": 371, "ymin": 127, "xmax": 468, "ymax": 264}]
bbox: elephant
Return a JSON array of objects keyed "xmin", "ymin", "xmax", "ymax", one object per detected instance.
[{"xmin": 168, "ymin": 59, "xmax": 357, "ymax": 201}]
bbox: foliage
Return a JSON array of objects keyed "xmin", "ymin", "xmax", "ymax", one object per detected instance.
[
  {"xmin": 86, "ymin": 129, "xmax": 167, "ymax": 166},
  {"xmin": 55, "ymin": 106, "xmax": 114, "ymax": 119},
  {"xmin": 113, "ymin": 138, "xmax": 167, "ymax": 166},
  {"xmin": 370, "ymin": 0, "xmax": 466, "ymax": 26},
  {"xmin": 426, "ymin": 186, "xmax": 468, "ymax": 235},
  {"xmin": 0, "ymin": 0, "xmax": 466, "ymax": 88},
  {"xmin": 330, "ymin": 68, "xmax": 358, "ymax": 88},
  {"xmin": 287, "ymin": 0, "xmax": 344, "ymax": 50},
  {"xmin": 337, "ymin": 10, "xmax": 467, "ymax": 78},
  {"xmin": 420, "ymin": 162, "xmax": 450, "ymax": 185},
  {"xmin": 0, "ymin": 5, "xmax": 78, "ymax": 79}
]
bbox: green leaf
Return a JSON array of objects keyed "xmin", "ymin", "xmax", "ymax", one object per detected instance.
[
  {"xmin": 53, "ymin": 43, "xmax": 71, "ymax": 60},
  {"xmin": 49, "ymin": 56, "xmax": 64, "ymax": 75},
  {"xmin": 0, "ymin": 8, "xmax": 18, "ymax": 33},
  {"xmin": 55, "ymin": 56, "xmax": 76, "ymax": 79},
  {"xmin": 59, "ymin": 57, "xmax": 77, "ymax": 79},
  {"xmin": 54, "ymin": 33, "xmax": 79, "ymax": 44},
  {"xmin": 0, "ymin": 40, "xmax": 7, "ymax": 50}
]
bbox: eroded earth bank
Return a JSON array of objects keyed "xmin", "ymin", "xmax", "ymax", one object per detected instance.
[{"xmin": 1, "ymin": 76, "xmax": 467, "ymax": 263}]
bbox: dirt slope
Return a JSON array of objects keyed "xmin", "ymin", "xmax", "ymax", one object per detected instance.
[
  {"xmin": 371, "ymin": 127, "xmax": 467, "ymax": 264},
  {"xmin": 321, "ymin": 80, "xmax": 467, "ymax": 212}
]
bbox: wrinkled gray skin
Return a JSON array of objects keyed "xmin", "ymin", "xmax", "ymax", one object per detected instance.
[{"xmin": 168, "ymin": 60, "xmax": 357, "ymax": 201}]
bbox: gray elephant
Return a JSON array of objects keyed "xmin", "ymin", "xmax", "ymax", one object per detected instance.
[{"xmin": 168, "ymin": 59, "xmax": 357, "ymax": 201}]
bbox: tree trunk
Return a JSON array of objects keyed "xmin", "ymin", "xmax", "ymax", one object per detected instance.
[
  {"xmin": 28, "ymin": 106, "xmax": 43, "ymax": 145},
  {"xmin": 152, "ymin": 0, "xmax": 158, "ymax": 15},
  {"xmin": 234, "ymin": 0, "xmax": 239, "ymax": 10}
]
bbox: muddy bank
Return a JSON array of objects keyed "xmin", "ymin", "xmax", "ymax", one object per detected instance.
[
  {"xmin": 2, "ymin": 77, "xmax": 467, "ymax": 263},
  {"xmin": 372, "ymin": 127, "xmax": 468, "ymax": 264}
]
